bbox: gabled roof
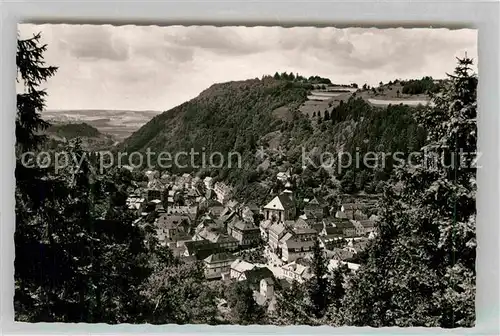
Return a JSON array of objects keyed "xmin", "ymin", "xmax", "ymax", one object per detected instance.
[
  {"xmin": 293, "ymin": 227, "xmax": 317, "ymax": 236},
  {"xmin": 214, "ymin": 234, "xmax": 238, "ymax": 244},
  {"xmin": 233, "ymin": 220, "xmax": 258, "ymax": 231},
  {"xmin": 220, "ymin": 206, "xmax": 233, "ymax": 217},
  {"xmin": 263, "ymin": 195, "xmax": 285, "ymax": 211},
  {"xmin": 282, "ymin": 260, "xmax": 311, "ymax": 276},
  {"xmin": 231, "ymin": 259, "xmax": 255, "ymax": 273},
  {"xmin": 269, "ymin": 222, "xmax": 287, "ymax": 236},
  {"xmin": 305, "ymin": 195, "xmax": 323, "ymax": 206},
  {"xmin": 263, "ymin": 193, "xmax": 295, "ymax": 211},
  {"xmin": 335, "ymin": 211, "xmax": 348, "ymax": 219},
  {"xmin": 220, "ymin": 211, "xmax": 238, "ymax": 224},
  {"xmin": 279, "ymin": 232, "xmax": 294, "ymax": 244},
  {"xmin": 293, "ymin": 218, "xmax": 310, "ymax": 229},
  {"xmin": 204, "ymin": 252, "xmax": 236, "ymax": 264}
]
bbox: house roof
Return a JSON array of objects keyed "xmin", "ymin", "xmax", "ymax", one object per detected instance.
[
  {"xmin": 231, "ymin": 259, "xmax": 255, "ymax": 273},
  {"xmin": 324, "ymin": 226, "xmax": 342, "ymax": 235},
  {"xmin": 184, "ymin": 239, "xmax": 218, "ymax": 257},
  {"xmin": 214, "ymin": 234, "xmax": 238, "ymax": 244},
  {"xmin": 227, "ymin": 200, "xmax": 239, "ymax": 209},
  {"xmin": 220, "ymin": 207, "xmax": 233, "ymax": 217},
  {"xmin": 263, "ymin": 193, "xmax": 294, "ymax": 211},
  {"xmin": 282, "ymin": 260, "xmax": 311, "ymax": 276},
  {"xmin": 335, "ymin": 211, "xmax": 348, "ymax": 219},
  {"xmin": 293, "ymin": 227, "xmax": 317, "ymax": 236},
  {"xmin": 293, "ymin": 218, "xmax": 310, "ymax": 229},
  {"xmin": 234, "ymin": 220, "xmax": 258, "ymax": 231},
  {"xmin": 157, "ymin": 214, "xmax": 188, "ymax": 229},
  {"xmin": 305, "ymin": 195, "xmax": 322, "ymax": 206},
  {"xmin": 342, "ymin": 203, "xmax": 366, "ymax": 211},
  {"xmin": 279, "ymin": 232, "xmax": 294, "ymax": 244},
  {"xmin": 263, "ymin": 195, "xmax": 285, "ymax": 211},
  {"xmin": 269, "ymin": 222, "xmax": 287, "ymax": 236},
  {"xmin": 204, "ymin": 252, "xmax": 236, "ymax": 264},
  {"xmin": 220, "ymin": 211, "xmax": 238, "ymax": 224},
  {"xmin": 328, "ymin": 248, "xmax": 355, "ymax": 261},
  {"xmin": 335, "ymin": 220, "xmax": 355, "ymax": 229}
]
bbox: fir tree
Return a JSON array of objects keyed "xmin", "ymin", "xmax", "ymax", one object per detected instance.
[
  {"xmin": 308, "ymin": 239, "xmax": 329, "ymax": 318},
  {"xmin": 230, "ymin": 282, "xmax": 266, "ymax": 325},
  {"xmin": 324, "ymin": 110, "xmax": 330, "ymax": 121},
  {"xmin": 14, "ymin": 33, "xmax": 153, "ymax": 323},
  {"xmin": 16, "ymin": 32, "xmax": 57, "ymax": 151},
  {"xmin": 341, "ymin": 56, "xmax": 477, "ymax": 327}
]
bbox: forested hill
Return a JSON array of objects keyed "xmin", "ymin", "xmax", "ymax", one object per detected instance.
[
  {"xmin": 47, "ymin": 122, "xmax": 103, "ymax": 139},
  {"xmin": 44, "ymin": 122, "xmax": 116, "ymax": 150},
  {"xmin": 119, "ymin": 76, "xmax": 429, "ymax": 203},
  {"xmin": 119, "ymin": 78, "xmax": 310, "ymax": 155}
]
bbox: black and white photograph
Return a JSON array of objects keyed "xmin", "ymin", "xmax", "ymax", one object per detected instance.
[{"xmin": 15, "ymin": 24, "xmax": 477, "ymax": 327}]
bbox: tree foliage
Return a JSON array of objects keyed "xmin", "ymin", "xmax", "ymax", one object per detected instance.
[{"xmin": 340, "ymin": 56, "xmax": 477, "ymax": 328}]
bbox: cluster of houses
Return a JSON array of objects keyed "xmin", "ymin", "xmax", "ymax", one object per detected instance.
[{"xmin": 125, "ymin": 169, "xmax": 380, "ymax": 291}]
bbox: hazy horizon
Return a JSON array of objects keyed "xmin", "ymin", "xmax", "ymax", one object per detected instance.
[{"xmin": 18, "ymin": 24, "xmax": 477, "ymax": 111}]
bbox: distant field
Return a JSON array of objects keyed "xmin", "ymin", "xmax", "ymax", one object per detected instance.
[
  {"xmin": 299, "ymin": 83, "xmax": 432, "ymax": 118},
  {"xmin": 43, "ymin": 109, "xmax": 161, "ymax": 140}
]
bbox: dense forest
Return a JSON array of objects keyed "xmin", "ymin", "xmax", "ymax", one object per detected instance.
[
  {"xmin": 42, "ymin": 122, "xmax": 116, "ymax": 151},
  {"xmin": 15, "ymin": 32, "xmax": 476, "ymax": 327},
  {"xmin": 120, "ymin": 74, "xmax": 428, "ymax": 205},
  {"xmin": 46, "ymin": 122, "xmax": 103, "ymax": 139}
]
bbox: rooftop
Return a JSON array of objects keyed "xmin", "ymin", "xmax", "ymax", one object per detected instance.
[{"xmin": 204, "ymin": 252, "xmax": 236, "ymax": 264}]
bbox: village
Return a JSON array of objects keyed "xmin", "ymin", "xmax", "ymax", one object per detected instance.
[{"xmin": 124, "ymin": 165, "xmax": 380, "ymax": 312}]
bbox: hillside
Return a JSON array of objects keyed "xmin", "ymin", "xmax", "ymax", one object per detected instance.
[
  {"xmin": 47, "ymin": 122, "xmax": 102, "ymax": 139},
  {"xmin": 44, "ymin": 122, "xmax": 116, "ymax": 150},
  {"xmin": 119, "ymin": 77, "xmax": 310, "ymax": 157},
  {"xmin": 119, "ymin": 76, "xmax": 429, "ymax": 203}
]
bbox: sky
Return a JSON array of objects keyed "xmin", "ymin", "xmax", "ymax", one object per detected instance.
[{"xmin": 18, "ymin": 24, "xmax": 478, "ymax": 111}]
